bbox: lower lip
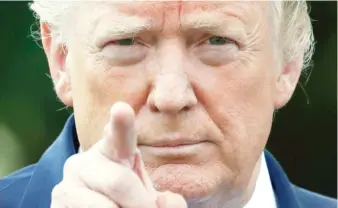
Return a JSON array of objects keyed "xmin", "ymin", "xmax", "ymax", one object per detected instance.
[{"xmin": 138, "ymin": 142, "xmax": 209, "ymax": 157}]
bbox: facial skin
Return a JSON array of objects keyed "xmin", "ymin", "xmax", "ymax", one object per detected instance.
[{"xmin": 42, "ymin": 1, "xmax": 302, "ymax": 207}]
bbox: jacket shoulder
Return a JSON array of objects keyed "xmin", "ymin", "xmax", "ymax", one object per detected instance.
[
  {"xmin": 0, "ymin": 165, "xmax": 36, "ymax": 208},
  {"xmin": 293, "ymin": 185, "xmax": 337, "ymax": 208}
]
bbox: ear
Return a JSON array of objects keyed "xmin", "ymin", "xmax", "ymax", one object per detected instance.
[
  {"xmin": 41, "ymin": 22, "xmax": 73, "ymax": 107},
  {"xmin": 274, "ymin": 57, "xmax": 303, "ymax": 109}
]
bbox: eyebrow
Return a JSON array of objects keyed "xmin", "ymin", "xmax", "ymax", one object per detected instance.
[
  {"xmin": 180, "ymin": 10, "xmax": 248, "ymax": 42},
  {"xmin": 93, "ymin": 8, "xmax": 247, "ymax": 46},
  {"xmin": 93, "ymin": 12, "xmax": 152, "ymax": 46}
]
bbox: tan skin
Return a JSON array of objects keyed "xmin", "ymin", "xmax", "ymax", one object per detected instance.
[{"xmin": 44, "ymin": 2, "xmax": 302, "ymax": 207}]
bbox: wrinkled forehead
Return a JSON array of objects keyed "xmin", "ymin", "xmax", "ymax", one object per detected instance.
[
  {"xmin": 72, "ymin": 1, "xmax": 268, "ymax": 35},
  {"xmin": 116, "ymin": 1, "xmax": 261, "ymax": 20}
]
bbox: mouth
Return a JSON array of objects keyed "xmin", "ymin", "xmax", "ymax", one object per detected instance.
[
  {"xmin": 138, "ymin": 134, "xmax": 210, "ymax": 157},
  {"xmin": 148, "ymin": 140, "xmax": 205, "ymax": 148},
  {"xmin": 138, "ymin": 142, "xmax": 207, "ymax": 158},
  {"xmin": 139, "ymin": 133, "xmax": 207, "ymax": 148}
]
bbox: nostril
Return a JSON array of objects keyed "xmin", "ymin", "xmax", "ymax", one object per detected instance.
[
  {"xmin": 149, "ymin": 103, "xmax": 160, "ymax": 113},
  {"xmin": 182, "ymin": 105, "xmax": 191, "ymax": 112}
]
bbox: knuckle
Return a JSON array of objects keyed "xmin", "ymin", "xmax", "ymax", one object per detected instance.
[
  {"xmin": 51, "ymin": 183, "xmax": 67, "ymax": 202},
  {"xmin": 174, "ymin": 194, "xmax": 187, "ymax": 207},
  {"xmin": 157, "ymin": 191, "xmax": 187, "ymax": 208},
  {"xmin": 63, "ymin": 154, "xmax": 81, "ymax": 174},
  {"xmin": 51, "ymin": 184, "xmax": 60, "ymax": 198}
]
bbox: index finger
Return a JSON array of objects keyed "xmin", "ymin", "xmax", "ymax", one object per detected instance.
[{"xmin": 100, "ymin": 102, "xmax": 137, "ymax": 167}]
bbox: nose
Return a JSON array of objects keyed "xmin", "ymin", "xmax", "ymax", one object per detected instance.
[
  {"xmin": 147, "ymin": 73, "xmax": 197, "ymax": 114},
  {"xmin": 147, "ymin": 39, "xmax": 198, "ymax": 114}
]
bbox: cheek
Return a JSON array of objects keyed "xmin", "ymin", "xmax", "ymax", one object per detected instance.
[
  {"xmin": 190, "ymin": 59, "xmax": 275, "ymax": 169},
  {"xmin": 68, "ymin": 49, "xmax": 150, "ymax": 148},
  {"xmin": 71, "ymin": 50, "xmax": 149, "ymax": 113},
  {"xmin": 218, "ymin": 71, "xmax": 274, "ymax": 144},
  {"xmin": 194, "ymin": 61, "xmax": 275, "ymax": 128}
]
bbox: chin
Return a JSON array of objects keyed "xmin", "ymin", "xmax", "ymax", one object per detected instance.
[{"xmin": 148, "ymin": 162, "xmax": 233, "ymax": 199}]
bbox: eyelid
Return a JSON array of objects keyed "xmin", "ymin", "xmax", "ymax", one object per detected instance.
[
  {"xmin": 197, "ymin": 35, "xmax": 237, "ymax": 46},
  {"xmin": 103, "ymin": 37, "xmax": 138, "ymax": 47}
]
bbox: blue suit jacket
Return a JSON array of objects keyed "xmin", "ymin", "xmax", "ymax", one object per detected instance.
[{"xmin": 0, "ymin": 115, "xmax": 336, "ymax": 208}]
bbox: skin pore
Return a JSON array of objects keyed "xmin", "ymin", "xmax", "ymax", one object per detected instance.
[{"xmin": 42, "ymin": 1, "xmax": 302, "ymax": 207}]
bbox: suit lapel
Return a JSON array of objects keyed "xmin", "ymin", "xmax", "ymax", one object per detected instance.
[
  {"xmin": 19, "ymin": 115, "xmax": 77, "ymax": 208},
  {"xmin": 265, "ymin": 151, "xmax": 301, "ymax": 208}
]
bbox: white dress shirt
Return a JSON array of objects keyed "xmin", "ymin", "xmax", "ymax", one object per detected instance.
[{"xmin": 243, "ymin": 153, "xmax": 277, "ymax": 208}]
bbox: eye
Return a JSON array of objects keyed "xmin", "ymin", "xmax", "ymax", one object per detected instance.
[
  {"xmin": 206, "ymin": 36, "xmax": 234, "ymax": 46},
  {"xmin": 114, "ymin": 38, "xmax": 136, "ymax": 46}
]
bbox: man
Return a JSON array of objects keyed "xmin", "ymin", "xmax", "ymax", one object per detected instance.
[{"xmin": 0, "ymin": 1, "xmax": 336, "ymax": 208}]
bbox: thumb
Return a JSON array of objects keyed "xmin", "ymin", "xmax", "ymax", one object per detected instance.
[{"xmin": 156, "ymin": 191, "xmax": 187, "ymax": 208}]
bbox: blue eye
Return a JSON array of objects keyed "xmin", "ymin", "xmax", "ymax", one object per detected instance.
[
  {"xmin": 115, "ymin": 38, "xmax": 135, "ymax": 46},
  {"xmin": 207, "ymin": 36, "xmax": 232, "ymax": 45}
]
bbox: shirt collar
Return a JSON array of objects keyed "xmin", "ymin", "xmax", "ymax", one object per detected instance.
[{"xmin": 244, "ymin": 153, "xmax": 277, "ymax": 208}]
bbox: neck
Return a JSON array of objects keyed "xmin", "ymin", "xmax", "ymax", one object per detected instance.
[{"xmin": 186, "ymin": 156, "xmax": 262, "ymax": 208}]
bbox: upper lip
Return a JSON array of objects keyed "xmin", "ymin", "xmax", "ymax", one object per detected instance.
[{"xmin": 140, "ymin": 134, "xmax": 205, "ymax": 147}]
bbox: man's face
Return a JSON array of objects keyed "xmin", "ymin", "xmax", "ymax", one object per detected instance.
[{"xmin": 45, "ymin": 1, "xmax": 300, "ymax": 201}]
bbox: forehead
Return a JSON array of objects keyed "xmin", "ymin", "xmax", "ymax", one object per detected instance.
[
  {"xmin": 117, "ymin": 1, "xmax": 259, "ymax": 17},
  {"xmin": 77, "ymin": 1, "xmax": 268, "ymax": 33},
  {"xmin": 123, "ymin": 1, "xmax": 260, "ymax": 20},
  {"xmin": 122, "ymin": 2, "xmax": 261, "ymax": 26}
]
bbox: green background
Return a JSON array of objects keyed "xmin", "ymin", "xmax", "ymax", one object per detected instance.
[{"xmin": 0, "ymin": 1, "xmax": 336, "ymax": 198}]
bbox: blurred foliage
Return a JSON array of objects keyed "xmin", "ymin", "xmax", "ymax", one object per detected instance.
[{"xmin": 0, "ymin": 1, "xmax": 336, "ymax": 198}]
